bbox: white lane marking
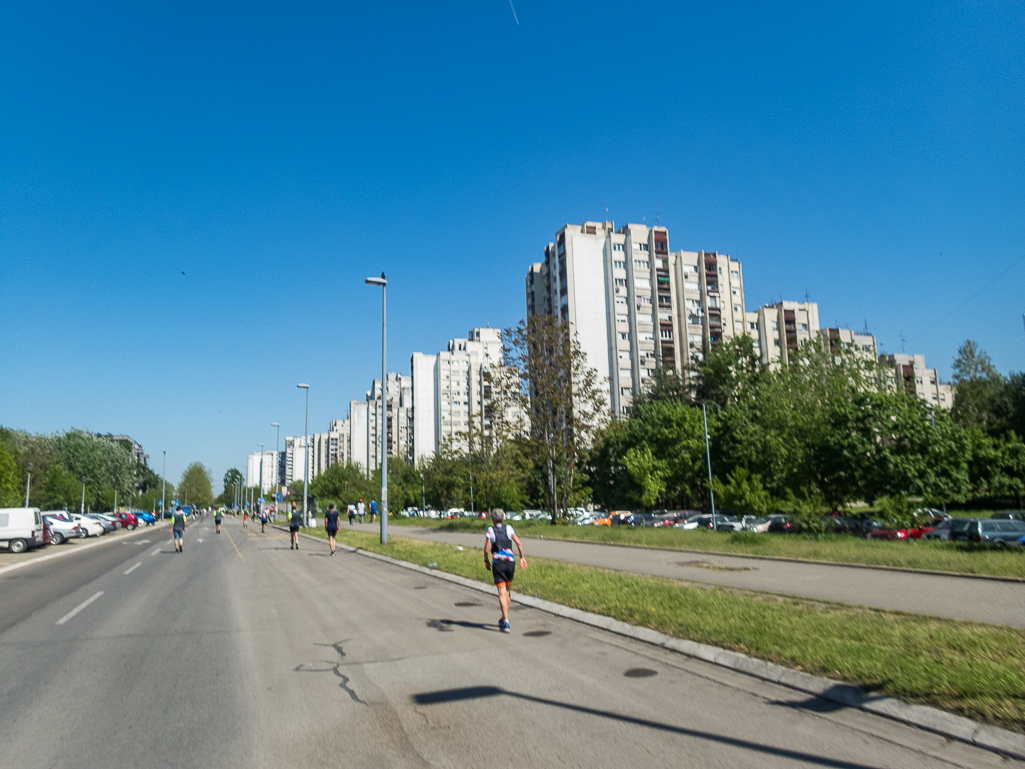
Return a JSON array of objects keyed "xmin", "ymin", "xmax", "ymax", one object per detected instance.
[
  {"xmin": 124, "ymin": 561, "xmax": 142, "ymax": 575},
  {"xmin": 0, "ymin": 525, "xmax": 156, "ymax": 578},
  {"xmin": 56, "ymin": 591, "xmax": 104, "ymax": 626},
  {"xmin": 197, "ymin": 538, "xmax": 204, "ymax": 543}
]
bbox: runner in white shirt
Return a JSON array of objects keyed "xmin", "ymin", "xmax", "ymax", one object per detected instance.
[{"xmin": 483, "ymin": 508, "xmax": 527, "ymax": 633}]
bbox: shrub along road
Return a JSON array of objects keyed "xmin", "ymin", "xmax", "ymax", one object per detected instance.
[{"xmin": 1, "ymin": 516, "xmax": 1016, "ymax": 768}]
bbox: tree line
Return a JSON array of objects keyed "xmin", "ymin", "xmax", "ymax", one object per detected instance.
[{"xmin": 0, "ymin": 427, "xmax": 216, "ymax": 511}]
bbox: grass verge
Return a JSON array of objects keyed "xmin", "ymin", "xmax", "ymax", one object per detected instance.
[
  {"xmin": 300, "ymin": 526, "xmax": 1025, "ymax": 731},
  {"xmin": 387, "ymin": 516, "xmax": 1025, "ymax": 579}
]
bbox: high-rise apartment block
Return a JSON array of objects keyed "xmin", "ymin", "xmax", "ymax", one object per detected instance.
[
  {"xmin": 246, "ymin": 451, "xmax": 279, "ymax": 494},
  {"xmin": 819, "ymin": 327, "xmax": 878, "ymax": 362},
  {"xmin": 410, "ymin": 328, "xmax": 507, "ymax": 461},
  {"xmin": 750, "ymin": 301, "xmax": 821, "ymax": 366},
  {"xmin": 526, "ymin": 222, "xmax": 745, "ymax": 414},
  {"xmin": 883, "ymin": 353, "xmax": 954, "ymax": 409}
]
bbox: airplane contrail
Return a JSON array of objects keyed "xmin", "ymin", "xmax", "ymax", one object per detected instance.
[{"xmin": 509, "ymin": 0, "xmax": 519, "ymax": 25}]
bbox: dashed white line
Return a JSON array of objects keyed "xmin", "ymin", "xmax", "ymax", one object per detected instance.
[
  {"xmin": 124, "ymin": 561, "xmax": 142, "ymax": 575},
  {"xmin": 56, "ymin": 591, "xmax": 104, "ymax": 626},
  {"xmin": 150, "ymin": 547, "xmax": 161, "ymax": 557}
]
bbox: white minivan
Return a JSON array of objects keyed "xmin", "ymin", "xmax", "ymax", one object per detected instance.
[{"xmin": 0, "ymin": 507, "xmax": 46, "ymax": 554}]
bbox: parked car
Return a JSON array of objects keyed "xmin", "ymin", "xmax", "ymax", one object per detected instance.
[
  {"xmin": 611, "ymin": 513, "xmax": 644, "ymax": 526},
  {"xmin": 952, "ymin": 518, "xmax": 1025, "ymax": 546},
  {"xmin": 675, "ymin": 514, "xmax": 735, "ymax": 530},
  {"xmin": 822, "ymin": 515, "xmax": 882, "ymax": 537},
  {"xmin": 766, "ymin": 515, "xmax": 801, "ymax": 534},
  {"xmin": 43, "ymin": 515, "xmax": 82, "ymax": 544},
  {"xmin": 947, "ymin": 518, "xmax": 982, "ymax": 542},
  {"xmin": 135, "ymin": 511, "xmax": 157, "ymax": 525},
  {"xmin": 991, "ymin": 511, "xmax": 1025, "ymax": 521},
  {"xmin": 740, "ymin": 515, "xmax": 771, "ymax": 532},
  {"xmin": 85, "ymin": 514, "xmax": 118, "ymax": 533},
  {"xmin": 117, "ymin": 512, "xmax": 139, "ymax": 530},
  {"xmin": 69, "ymin": 514, "xmax": 105, "ymax": 537},
  {"xmin": 0, "ymin": 507, "xmax": 46, "ymax": 553},
  {"xmin": 921, "ymin": 519, "xmax": 956, "ymax": 540}
]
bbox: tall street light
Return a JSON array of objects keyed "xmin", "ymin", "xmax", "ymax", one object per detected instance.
[
  {"xmin": 365, "ymin": 273, "xmax": 388, "ymax": 544},
  {"xmin": 257, "ymin": 443, "xmax": 264, "ymax": 516},
  {"xmin": 161, "ymin": 450, "xmax": 167, "ymax": 520},
  {"xmin": 702, "ymin": 401, "xmax": 718, "ymax": 519},
  {"xmin": 24, "ymin": 462, "xmax": 33, "ymax": 507},
  {"xmin": 272, "ymin": 421, "xmax": 280, "ymax": 521},
  {"xmin": 80, "ymin": 476, "xmax": 88, "ymax": 514},
  {"xmin": 297, "ymin": 383, "xmax": 310, "ymax": 526}
]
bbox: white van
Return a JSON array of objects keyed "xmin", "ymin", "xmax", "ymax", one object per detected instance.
[{"xmin": 0, "ymin": 507, "xmax": 45, "ymax": 554}]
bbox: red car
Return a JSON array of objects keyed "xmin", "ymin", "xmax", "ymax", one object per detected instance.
[
  {"xmin": 869, "ymin": 518, "xmax": 945, "ymax": 541},
  {"xmin": 117, "ymin": 512, "xmax": 139, "ymax": 530}
]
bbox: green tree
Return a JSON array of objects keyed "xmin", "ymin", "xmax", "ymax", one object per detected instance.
[
  {"xmin": 0, "ymin": 440, "xmax": 21, "ymax": 506},
  {"xmin": 951, "ymin": 340, "xmax": 1004, "ymax": 432},
  {"xmin": 712, "ymin": 467, "xmax": 774, "ymax": 515},
  {"xmin": 506, "ymin": 315, "xmax": 608, "ymax": 521},
  {"xmin": 219, "ymin": 468, "xmax": 245, "ymax": 505},
  {"xmin": 178, "ymin": 463, "xmax": 213, "ymax": 508}
]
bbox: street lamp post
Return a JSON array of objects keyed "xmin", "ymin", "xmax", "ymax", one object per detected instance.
[
  {"xmin": 702, "ymin": 401, "xmax": 717, "ymax": 519},
  {"xmin": 80, "ymin": 476, "xmax": 87, "ymax": 514},
  {"xmin": 161, "ymin": 450, "xmax": 167, "ymax": 520},
  {"xmin": 272, "ymin": 422, "xmax": 280, "ymax": 521},
  {"xmin": 24, "ymin": 462, "xmax": 33, "ymax": 507},
  {"xmin": 257, "ymin": 443, "xmax": 264, "ymax": 518},
  {"xmin": 365, "ymin": 273, "xmax": 388, "ymax": 544},
  {"xmin": 297, "ymin": 384, "xmax": 310, "ymax": 526}
]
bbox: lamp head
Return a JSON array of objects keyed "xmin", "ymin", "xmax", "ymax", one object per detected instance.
[
  {"xmin": 365, "ymin": 273, "xmax": 387, "ymax": 286},
  {"xmin": 297, "ymin": 383, "xmax": 309, "ymax": 389}
]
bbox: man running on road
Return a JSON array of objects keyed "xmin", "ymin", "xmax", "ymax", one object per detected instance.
[
  {"xmin": 324, "ymin": 504, "xmax": 340, "ymax": 556},
  {"xmin": 289, "ymin": 504, "xmax": 302, "ymax": 550},
  {"xmin": 171, "ymin": 505, "xmax": 187, "ymax": 554},
  {"xmin": 260, "ymin": 507, "xmax": 268, "ymax": 533},
  {"xmin": 214, "ymin": 508, "xmax": 222, "ymax": 534},
  {"xmin": 483, "ymin": 509, "xmax": 526, "ymax": 633}
]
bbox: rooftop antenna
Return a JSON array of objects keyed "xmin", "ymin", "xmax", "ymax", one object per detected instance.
[
  {"xmin": 863, "ymin": 318, "xmax": 869, "ymax": 335},
  {"xmin": 803, "ymin": 287, "xmax": 811, "ymax": 303},
  {"xmin": 900, "ymin": 331, "xmax": 907, "ymax": 354},
  {"xmin": 656, "ymin": 201, "xmax": 661, "ymax": 227}
]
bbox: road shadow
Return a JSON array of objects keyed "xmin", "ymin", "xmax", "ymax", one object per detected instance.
[
  {"xmin": 773, "ymin": 682, "xmax": 890, "ymax": 714},
  {"xmin": 411, "ymin": 686, "xmax": 889, "ymax": 769},
  {"xmin": 426, "ymin": 618, "xmax": 495, "ymax": 633}
]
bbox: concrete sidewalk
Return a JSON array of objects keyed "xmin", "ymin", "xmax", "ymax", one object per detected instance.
[{"xmin": 348, "ymin": 521, "xmax": 1025, "ymax": 628}]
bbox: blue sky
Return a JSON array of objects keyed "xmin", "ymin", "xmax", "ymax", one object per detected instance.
[{"xmin": 2, "ymin": 0, "xmax": 1023, "ymax": 491}]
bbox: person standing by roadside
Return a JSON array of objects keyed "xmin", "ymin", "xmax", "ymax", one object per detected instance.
[
  {"xmin": 369, "ymin": 499, "xmax": 377, "ymax": 523},
  {"xmin": 357, "ymin": 499, "xmax": 365, "ymax": 524},
  {"xmin": 289, "ymin": 503, "xmax": 302, "ymax": 550},
  {"xmin": 483, "ymin": 509, "xmax": 526, "ymax": 633},
  {"xmin": 347, "ymin": 503, "xmax": 356, "ymax": 525},
  {"xmin": 324, "ymin": 504, "xmax": 340, "ymax": 556},
  {"xmin": 214, "ymin": 507, "xmax": 223, "ymax": 534},
  {"xmin": 171, "ymin": 505, "xmax": 187, "ymax": 554}
]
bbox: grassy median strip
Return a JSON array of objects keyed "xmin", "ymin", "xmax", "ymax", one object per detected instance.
[
  {"xmin": 389, "ymin": 517, "xmax": 1025, "ymax": 579},
  {"xmin": 304, "ymin": 526, "xmax": 1025, "ymax": 730}
]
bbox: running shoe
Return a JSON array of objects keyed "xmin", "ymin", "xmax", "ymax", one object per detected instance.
[{"xmin": 499, "ymin": 618, "xmax": 510, "ymax": 633}]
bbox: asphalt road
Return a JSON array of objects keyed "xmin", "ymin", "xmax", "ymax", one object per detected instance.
[
  {"xmin": 375, "ymin": 524, "xmax": 1025, "ymax": 628},
  {"xmin": 0, "ymin": 516, "xmax": 1017, "ymax": 769}
]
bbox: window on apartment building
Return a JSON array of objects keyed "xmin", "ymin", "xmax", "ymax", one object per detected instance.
[
  {"xmin": 771, "ymin": 321, "xmax": 779, "ymax": 330},
  {"xmin": 800, "ymin": 323, "xmax": 808, "ymax": 331},
  {"xmin": 614, "ymin": 260, "xmax": 625, "ymax": 269},
  {"xmin": 635, "ymin": 278, "xmax": 650, "ymax": 289},
  {"xmin": 660, "ymin": 329, "xmax": 673, "ymax": 339},
  {"xmin": 613, "ymin": 243, "xmax": 624, "ymax": 252},
  {"xmin": 689, "ymin": 334, "xmax": 702, "ymax": 343},
  {"xmin": 634, "ymin": 260, "xmax": 650, "ymax": 270},
  {"xmin": 774, "ymin": 339, "xmax": 780, "ymax": 346},
  {"xmin": 734, "ymin": 305, "xmax": 741, "ymax": 313},
  {"xmin": 685, "ymin": 281, "xmax": 699, "ymax": 291},
  {"xmin": 731, "ymin": 270, "xmax": 739, "ymax": 280},
  {"xmin": 732, "ymin": 288, "xmax": 739, "ymax": 297},
  {"xmin": 620, "ymin": 332, "xmax": 629, "ymax": 341},
  {"xmin": 615, "ymin": 278, "xmax": 626, "ymax": 286},
  {"xmin": 749, "ymin": 322, "xmax": 757, "ymax": 331},
  {"xmin": 615, "ymin": 297, "xmax": 627, "ymax": 307},
  {"xmin": 621, "ymin": 387, "xmax": 632, "ymax": 396}
]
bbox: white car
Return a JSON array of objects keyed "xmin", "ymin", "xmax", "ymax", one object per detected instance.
[
  {"xmin": 69, "ymin": 514, "xmax": 105, "ymax": 537},
  {"xmin": 44, "ymin": 515, "xmax": 83, "ymax": 544},
  {"xmin": 0, "ymin": 508, "xmax": 46, "ymax": 553}
]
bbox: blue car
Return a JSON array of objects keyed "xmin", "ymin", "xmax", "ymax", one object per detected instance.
[{"xmin": 135, "ymin": 511, "xmax": 156, "ymax": 525}]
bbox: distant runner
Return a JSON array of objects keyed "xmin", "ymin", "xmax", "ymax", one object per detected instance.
[
  {"xmin": 324, "ymin": 504, "xmax": 340, "ymax": 556},
  {"xmin": 369, "ymin": 499, "xmax": 377, "ymax": 523},
  {"xmin": 171, "ymin": 505, "xmax": 187, "ymax": 554},
  {"xmin": 214, "ymin": 507, "xmax": 223, "ymax": 534},
  {"xmin": 260, "ymin": 507, "xmax": 268, "ymax": 533},
  {"xmin": 242, "ymin": 509, "xmax": 249, "ymax": 528},
  {"xmin": 289, "ymin": 504, "xmax": 302, "ymax": 550},
  {"xmin": 483, "ymin": 509, "xmax": 526, "ymax": 633}
]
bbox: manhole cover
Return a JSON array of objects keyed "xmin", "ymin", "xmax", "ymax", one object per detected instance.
[
  {"xmin": 623, "ymin": 668, "xmax": 658, "ymax": 678},
  {"xmin": 523, "ymin": 630, "xmax": 552, "ymax": 638}
]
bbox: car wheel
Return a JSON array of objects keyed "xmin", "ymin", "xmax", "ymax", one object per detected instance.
[
  {"xmin": 52, "ymin": 532, "xmax": 65, "ymax": 545},
  {"xmin": 78, "ymin": 529, "xmax": 87, "ymax": 538},
  {"xmin": 127, "ymin": 523, "xmax": 136, "ymax": 530},
  {"xmin": 995, "ymin": 540, "xmax": 1006, "ymax": 548},
  {"xmin": 8, "ymin": 538, "xmax": 27, "ymax": 554}
]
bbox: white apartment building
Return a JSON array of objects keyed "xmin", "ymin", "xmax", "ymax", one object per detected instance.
[
  {"xmin": 883, "ymin": 353, "xmax": 954, "ymax": 409},
  {"xmin": 348, "ymin": 401, "xmax": 370, "ymax": 472},
  {"xmin": 365, "ymin": 373, "xmax": 414, "ymax": 468},
  {"xmin": 525, "ymin": 222, "xmax": 744, "ymax": 414},
  {"xmin": 751, "ymin": 301, "xmax": 820, "ymax": 366},
  {"xmin": 284, "ymin": 436, "xmax": 313, "ymax": 487},
  {"xmin": 247, "ymin": 451, "xmax": 279, "ymax": 495},
  {"xmin": 410, "ymin": 328, "xmax": 512, "ymax": 460},
  {"xmin": 818, "ymin": 327, "xmax": 878, "ymax": 362}
]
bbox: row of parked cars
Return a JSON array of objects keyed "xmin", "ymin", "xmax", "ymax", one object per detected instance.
[
  {"xmin": 578, "ymin": 508, "xmax": 1025, "ymax": 546},
  {"xmin": 0, "ymin": 507, "xmax": 159, "ymax": 553}
]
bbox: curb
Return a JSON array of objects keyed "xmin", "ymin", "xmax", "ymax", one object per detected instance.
[
  {"xmin": 411, "ymin": 529, "xmax": 1025, "ymax": 584},
  {"xmin": 293, "ymin": 527, "xmax": 1025, "ymax": 761},
  {"xmin": 0, "ymin": 522, "xmax": 159, "ymax": 578}
]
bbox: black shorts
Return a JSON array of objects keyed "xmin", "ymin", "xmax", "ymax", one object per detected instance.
[
  {"xmin": 492, "ymin": 559, "xmax": 515, "ymax": 586},
  {"xmin": 289, "ymin": 524, "xmax": 300, "ymax": 532},
  {"xmin": 325, "ymin": 527, "xmax": 338, "ymax": 536},
  {"xmin": 215, "ymin": 517, "xmax": 222, "ymax": 524}
]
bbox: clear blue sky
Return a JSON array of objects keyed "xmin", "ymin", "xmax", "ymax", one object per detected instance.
[{"xmin": 2, "ymin": 0, "xmax": 1023, "ymax": 492}]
